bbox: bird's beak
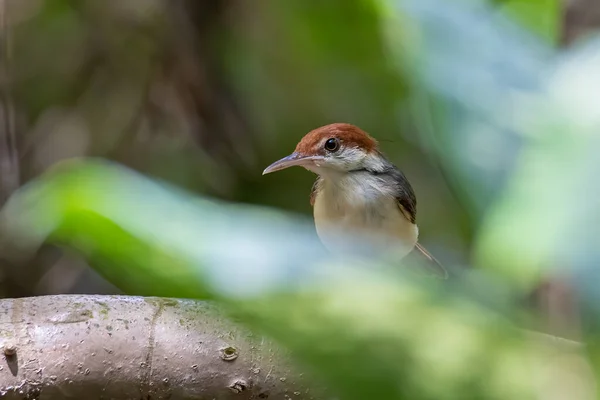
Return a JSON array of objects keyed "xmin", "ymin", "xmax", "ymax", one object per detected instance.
[{"xmin": 262, "ymin": 152, "xmax": 323, "ymax": 175}]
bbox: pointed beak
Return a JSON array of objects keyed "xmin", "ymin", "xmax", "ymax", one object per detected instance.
[{"xmin": 262, "ymin": 152, "xmax": 322, "ymax": 175}]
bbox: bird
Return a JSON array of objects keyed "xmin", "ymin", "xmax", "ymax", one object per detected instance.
[{"xmin": 262, "ymin": 123, "xmax": 447, "ymax": 279}]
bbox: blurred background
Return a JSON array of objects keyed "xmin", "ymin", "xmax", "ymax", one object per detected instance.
[{"xmin": 0, "ymin": 0, "xmax": 596, "ymax": 340}]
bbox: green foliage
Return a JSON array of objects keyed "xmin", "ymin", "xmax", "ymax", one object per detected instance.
[
  {"xmin": 0, "ymin": 158, "xmax": 580, "ymax": 400},
  {"xmin": 497, "ymin": 0, "xmax": 560, "ymax": 43}
]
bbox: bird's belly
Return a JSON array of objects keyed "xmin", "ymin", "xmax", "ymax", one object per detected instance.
[{"xmin": 313, "ymin": 196, "xmax": 418, "ymax": 258}]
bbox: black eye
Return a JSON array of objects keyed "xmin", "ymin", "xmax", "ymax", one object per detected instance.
[{"xmin": 324, "ymin": 138, "xmax": 340, "ymax": 152}]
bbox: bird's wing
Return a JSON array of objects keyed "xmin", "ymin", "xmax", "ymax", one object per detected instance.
[
  {"xmin": 404, "ymin": 242, "xmax": 448, "ymax": 279},
  {"xmin": 385, "ymin": 167, "xmax": 447, "ymax": 279},
  {"xmin": 384, "ymin": 164, "xmax": 417, "ymax": 224}
]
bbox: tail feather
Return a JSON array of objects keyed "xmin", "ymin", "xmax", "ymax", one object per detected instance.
[{"xmin": 404, "ymin": 242, "xmax": 448, "ymax": 279}]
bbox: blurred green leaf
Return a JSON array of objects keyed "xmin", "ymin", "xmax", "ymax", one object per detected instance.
[
  {"xmin": 497, "ymin": 0, "xmax": 560, "ymax": 44},
  {"xmin": 472, "ymin": 37, "xmax": 600, "ymax": 377},
  {"xmin": 379, "ymin": 0, "xmax": 555, "ymax": 219},
  {"xmin": 0, "ymin": 158, "xmax": 328, "ymax": 299},
  {"xmin": 381, "ymin": 0, "xmax": 600, "ymax": 296},
  {"xmin": 473, "ymin": 37, "xmax": 600, "ymax": 284},
  {"xmin": 0, "ymin": 158, "xmax": 589, "ymax": 400}
]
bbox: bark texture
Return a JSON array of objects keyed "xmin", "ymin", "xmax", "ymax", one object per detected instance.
[{"xmin": 0, "ymin": 295, "xmax": 318, "ymax": 400}]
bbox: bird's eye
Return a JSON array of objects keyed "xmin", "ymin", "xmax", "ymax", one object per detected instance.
[{"xmin": 324, "ymin": 138, "xmax": 340, "ymax": 152}]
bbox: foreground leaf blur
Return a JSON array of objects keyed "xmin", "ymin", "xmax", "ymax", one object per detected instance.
[{"xmin": 0, "ymin": 158, "xmax": 591, "ymax": 400}]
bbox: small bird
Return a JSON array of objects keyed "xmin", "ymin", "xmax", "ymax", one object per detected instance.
[{"xmin": 263, "ymin": 123, "xmax": 447, "ymax": 279}]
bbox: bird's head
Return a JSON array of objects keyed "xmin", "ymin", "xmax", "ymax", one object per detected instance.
[{"xmin": 263, "ymin": 123, "xmax": 383, "ymax": 177}]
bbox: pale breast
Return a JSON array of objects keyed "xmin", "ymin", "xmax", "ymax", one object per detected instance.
[{"xmin": 312, "ymin": 174, "xmax": 419, "ymax": 258}]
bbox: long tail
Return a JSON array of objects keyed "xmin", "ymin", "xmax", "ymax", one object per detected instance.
[{"xmin": 404, "ymin": 242, "xmax": 448, "ymax": 279}]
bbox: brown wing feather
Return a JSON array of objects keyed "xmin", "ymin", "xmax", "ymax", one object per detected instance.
[{"xmin": 384, "ymin": 166, "xmax": 446, "ymax": 279}]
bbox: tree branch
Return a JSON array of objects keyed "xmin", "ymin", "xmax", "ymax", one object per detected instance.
[{"xmin": 0, "ymin": 295, "xmax": 318, "ymax": 399}]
